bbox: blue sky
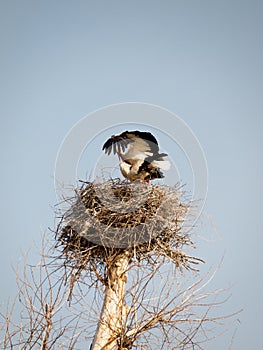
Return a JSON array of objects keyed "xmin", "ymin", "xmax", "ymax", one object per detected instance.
[{"xmin": 0, "ymin": 1, "xmax": 262, "ymax": 348}]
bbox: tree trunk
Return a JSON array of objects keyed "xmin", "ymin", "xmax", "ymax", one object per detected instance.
[{"xmin": 91, "ymin": 252, "xmax": 130, "ymax": 350}]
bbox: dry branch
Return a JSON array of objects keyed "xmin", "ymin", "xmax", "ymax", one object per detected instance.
[
  {"xmin": 54, "ymin": 178, "xmax": 205, "ymax": 348},
  {"xmin": 0, "ymin": 178, "xmax": 236, "ymax": 349},
  {"xmin": 55, "ymin": 179, "xmax": 202, "ymax": 282}
]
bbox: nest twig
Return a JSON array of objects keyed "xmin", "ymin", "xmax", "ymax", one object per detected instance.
[{"xmin": 55, "ymin": 178, "xmax": 204, "ymax": 288}]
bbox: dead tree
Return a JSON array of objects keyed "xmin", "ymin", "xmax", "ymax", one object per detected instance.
[
  {"xmin": 0, "ymin": 179, "xmax": 236, "ymax": 349},
  {"xmin": 55, "ymin": 179, "xmax": 207, "ymax": 349}
]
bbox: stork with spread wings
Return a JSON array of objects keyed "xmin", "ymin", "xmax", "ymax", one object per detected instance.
[{"xmin": 102, "ymin": 130, "xmax": 170, "ymax": 181}]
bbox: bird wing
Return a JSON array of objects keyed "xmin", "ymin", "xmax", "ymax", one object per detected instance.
[
  {"xmin": 102, "ymin": 131, "xmax": 159, "ymax": 160},
  {"xmin": 138, "ymin": 153, "xmax": 171, "ymax": 173}
]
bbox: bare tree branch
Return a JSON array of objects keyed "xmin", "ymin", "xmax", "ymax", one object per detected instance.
[{"xmin": 0, "ymin": 179, "xmax": 240, "ymax": 349}]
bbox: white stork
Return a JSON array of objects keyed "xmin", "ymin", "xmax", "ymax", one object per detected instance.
[{"xmin": 102, "ymin": 130, "xmax": 170, "ymax": 182}]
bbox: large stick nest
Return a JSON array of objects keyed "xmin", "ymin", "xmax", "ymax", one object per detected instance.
[{"xmin": 55, "ymin": 178, "xmax": 203, "ymax": 282}]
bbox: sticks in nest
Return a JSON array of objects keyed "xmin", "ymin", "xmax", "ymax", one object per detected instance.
[{"xmin": 55, "ymin": 178, "xmax": 204, "ymax": 281}]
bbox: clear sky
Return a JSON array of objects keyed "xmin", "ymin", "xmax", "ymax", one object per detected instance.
[{"xmin": 0, "ymin": 1, "xmax": 262, "ymax": 349}]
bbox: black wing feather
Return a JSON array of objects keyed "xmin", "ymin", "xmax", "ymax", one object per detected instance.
[
  {"xmin": 131, "ymin": 130, "xmax": 158, "ymax": 147},
  {"xmin": 102, "ymin": 134, "xmax": 129, "ymax": 155},
  {"xmin": 102, "ymin": 131, "xmax": 135, "ymax": 155},
  {"xmin": 138, "ymin": 153, "xmax": 168, "ymax": 173},
  {"xmin": 102, "ymin": 130, "xmax": 159, "ymax": 155},
  {"xmin": 129, "ymin": 131, "xmax": 159, "ymax": 153}
]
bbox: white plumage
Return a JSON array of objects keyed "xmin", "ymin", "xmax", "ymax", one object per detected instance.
[{"xmin": 102, "ymin": 130, "xmax": 170, "ymax": 182}]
